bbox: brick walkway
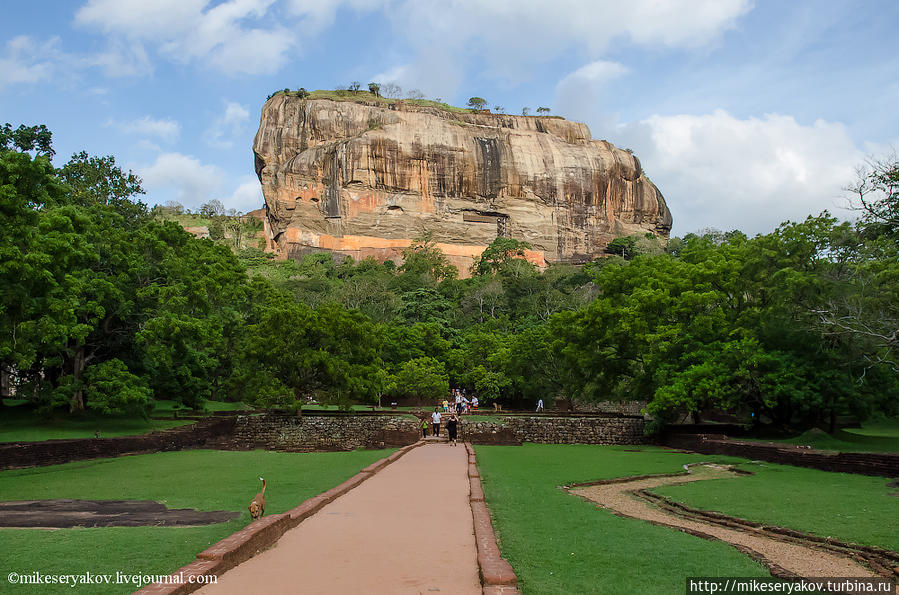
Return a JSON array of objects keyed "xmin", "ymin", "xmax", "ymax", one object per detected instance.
[{"xmin": 197, "ymin": 444, "xmax": 480, "ymax": 595}]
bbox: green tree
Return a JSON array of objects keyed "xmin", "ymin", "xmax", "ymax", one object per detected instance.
[
  {"xmin": 398, "ymin": 233, "xmax": 458, "ymax": 283},
  {"xmin": 467, "ymin": 97, "xmax": 488, "ymax": 111},
  {"xmin": 1, "ymin": 123, "xmax": 54, "ymax": 156},
  {"xmin": 470, "ymin": 236, "xmax": 532, "ymax": 276},
  {"xmin": 850, "ymin": 155, "xmax": 898, "ymax": 238},
  {"xmin": 200, "ymin": 199, "xmax": 225, "ymax": 218},
  {"xmin": 605, "ymin": 236, "xmax": 638, "ymax": 259},
  {"xmin": 57, "ymin": 151, "xmax": 146, "ymax": 218},
  {"xmin": 394, "ymin": 357, "xmax": 449, "ymax": 406},
  {"xmin": 368, "ymin": 82, "xmax": 381, "ymax": 97},
  {"xmin": 83, "ymin": 358, "xmax": 152, "ymax": 416}
]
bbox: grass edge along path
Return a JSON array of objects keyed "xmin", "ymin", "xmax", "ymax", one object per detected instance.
[
  {"xmin": 652, "ymin": 460, "xmax": 899, "ymax": 552},
  {"xmin": 0, "ymin": 448, "xmax": 394, "ymax": 595},
  {"xmin": 473, "ymin": 444, "xmax": 770, "ymax": 594}
]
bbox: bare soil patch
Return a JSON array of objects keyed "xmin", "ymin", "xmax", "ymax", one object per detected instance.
[
  {"xmin": 570, "ymin": 465, "xmax": 899, "ymax": 581},
  {"xmin": 0, "ymin": 499, "xmax": 239, "ymax": 528}
]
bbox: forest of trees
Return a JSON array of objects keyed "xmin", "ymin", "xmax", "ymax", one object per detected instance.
[{"xmin": 2, "ymin": 124, "xmax": 896, "ymax": 432}]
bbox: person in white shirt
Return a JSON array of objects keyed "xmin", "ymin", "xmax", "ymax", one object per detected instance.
[
  {"xmin": 472, "ymin": 396, "xmax": 478, "ymax": 410},
  {"xmin": 431, "ymin": 408, "xmax": 442, "ymax": 437},
  {"xmin": 536, "ymin": 398, "xmax": 544, "ymax": 412}
]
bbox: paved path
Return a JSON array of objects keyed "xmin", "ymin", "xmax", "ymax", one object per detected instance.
[{"xmin": 198, "ymin": 444, "xmax": 480, "ymax": 595}]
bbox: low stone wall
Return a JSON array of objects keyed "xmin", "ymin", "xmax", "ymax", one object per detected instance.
[
  {"xmin": 567, "ymin": 400, "xmax": 648, "ymax": 416},
  {"xmin": 223, "ymin": 414, "xmax": 421, "ymax": 451},
  {"xmin": 665, "ymin": 433, "xmax": 899, "ymax": 478},
  {"xmin": 461, "ymin": 415, "xmax": 645, "ymax": 445},
  {"xmin": 0, "ymin": 417, "xmax": 235, "ymax": 470},
  {"xmin": 0, "ymin": 413, "xmax": 645, "ymax": 470}
]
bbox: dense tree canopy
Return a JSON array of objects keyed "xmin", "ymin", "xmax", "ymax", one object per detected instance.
[{"xmin": 2, "ymin": 122, "xmax": 896, "ymax": 433}]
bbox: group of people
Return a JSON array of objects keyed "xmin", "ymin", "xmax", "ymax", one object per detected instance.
[
  {"xmin": 421, "ymin": 388, "xmax": 479, "ymax": 445},
  {"xmin": 442, "ymin": 389, "xmax": 478, "ymax": 415},
  {"xmin": 422, "ymin": 407, "xmax": 459, "ymax": 445}
]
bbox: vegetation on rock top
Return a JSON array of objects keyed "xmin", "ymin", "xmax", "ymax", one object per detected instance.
[{"xmin": 266, "ymin": 86, "xmax": 564, "ymax": 119}]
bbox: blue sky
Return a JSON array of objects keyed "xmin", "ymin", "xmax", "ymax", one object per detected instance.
[{"xmin": 2, "ymin": 0, "xmax": 897, "ymax": 236}]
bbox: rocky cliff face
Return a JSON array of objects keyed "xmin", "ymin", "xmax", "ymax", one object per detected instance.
[{"xmin": 253, "ymin": 95, "xmax": 671, "ymax": 273}]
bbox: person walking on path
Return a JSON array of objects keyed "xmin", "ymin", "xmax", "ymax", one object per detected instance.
[
  {"xmin": 431, "ymin": 407, "xmax": 442, "ymax": 437},
  {"xmin": 421, "ymin": 417, "xmax": 429, "ymax": 438},
  {"xmin": 536, "ymin": 398, "xmax": 544, "ymax": 412},
  {"xmin": 446, "ymin": 414, "xmax": 458, "ymax": 446}
]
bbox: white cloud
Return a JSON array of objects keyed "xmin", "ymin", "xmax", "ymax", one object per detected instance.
[
  {"xmin": 75, "ymin": 0, "xmax": 207, "ymax": 37},
  {"xmin": 205, "ymin": 101, "xmax": 250, "ymax": 148},
  {"xmin": 371, "ymin": 64, "xmax": 409, "ymax": 87},
  {"xmin": 138, "ymin": 154, "xmax": 263, "ymax": 213},
  {"xmin": 88, "ymin": 39, "xmax": 152, "ymax": 77},
  {"xmin": 0, "ymin": 33, "xmax": 152, "ymax": 87},
  {"xmin": 109, "ymin": 116, "xmax": 181, "ymax": 143},
  {"xmin": 615, "ymin": 109, "xmax": 863, "ymax": 235},
  {"xmin": 286, "ymin": 0, "xmax": 384, "ymax": 28},
  {"xmin": 555, "ymin": 61, "xmax": 628, "ymax": 126},
  {"xmin": 75, "ymin": 0, "xmax": 295, "ymax": 76},
  {"xmin": 371, "ymin": 56, "xmax": 463, "ymax": 101},
  {"xmin": 72, "ymin": 0, "xmax": 751, "ymax": 87},
  {"xmin": 385, "ymin": 0, "xmax": 751, "ymax": 90},
  {"xmin": 138, "ymin": 152, "xmax": 227, "ymax": 208},
  {"xmin": 0, "ymin": 36, "xmax": 61, "ymax": 87},
  {"xmin": 226, "ymin": 175, "xmax": 265, "ymax": 212}
]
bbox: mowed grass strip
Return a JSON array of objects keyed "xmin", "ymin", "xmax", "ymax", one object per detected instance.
[
  {"xmin": 653, "ymin": 461, "xmax": 899, "ymax": 552},
  {"xmin": 473, "ymin": 444, "xmax": 769, "ymax": 594},
  {"xmin": 0, "ymin": 448, "xmax": 394, "ymax": 594},
  {"xmin": 0, "ymin": 404, "xmax": 193, "ymax": 443},
  {"xmin": 743, "ymin": 419, "xmax": 899, "ymax": 453}
]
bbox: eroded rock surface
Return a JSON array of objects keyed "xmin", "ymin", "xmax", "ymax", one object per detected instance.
[{"xmin": 253, "ymin": 96, "xmax": 671, "ymax": 273}]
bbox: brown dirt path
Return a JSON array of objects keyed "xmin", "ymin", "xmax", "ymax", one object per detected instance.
[
  {"xmin": 571, "ymin": 464, "xmax": 881, "ymax": 579},
  {"xmin": 197, "ymin": 444, "xmax": 480, "ymax": 595}
]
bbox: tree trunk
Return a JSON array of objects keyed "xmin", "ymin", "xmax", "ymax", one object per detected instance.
[
  {"xmin": 69, "ymin": 345, "xmax": 86, "ymax": 414},
  {"xmin": 0, "ymin": 365, "xmax": 9, "ymax": 405}
]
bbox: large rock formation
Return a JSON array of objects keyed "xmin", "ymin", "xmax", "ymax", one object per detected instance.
[{"xmin": 253, "ymin": 95, "xmax": 671, "ymax": 274}]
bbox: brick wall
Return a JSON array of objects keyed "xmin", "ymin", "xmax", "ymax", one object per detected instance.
[
  {"xmin": 0, "ymin": 417, "xmax": 235, "ymax": 470},
  {"xmin": 461, "ymin": 415, "xmax": 645, "ymax": 445},
  {"xmin": 224, "ymin": 414, "xmax": 421, "ymax": 451},
  {"xmin": 665, "ymin": 433, "xmax": 899, "ymax": 478}
]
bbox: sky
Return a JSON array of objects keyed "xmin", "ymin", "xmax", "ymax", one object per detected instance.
[{"xmin": 2, "ymin": 0, "xmax": 898, "ymax": 236}]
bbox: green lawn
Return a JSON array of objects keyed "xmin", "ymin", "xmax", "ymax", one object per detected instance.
[
  {"xmin": 844, "ymin": 418, "xmax": 899, "ymax": 438},
  {"xmin": 0, "ymin": 448, "xmax": 394, "ymax": 594},
  {"xmin": 464, "ymin": 415, "xmax": 506, "ymax": 424},
  {"xmin": 744, "ymin": 419, "xmax": 899, "ymax": 453},
  {"xmin": 0, "ymin": 405, "xmax": 192, "ymax": 443},
  {"xmin": 474, "ymin": 444, "xmax": 769, "ymax": 594},
  {"xmin": 653, "ymin": 461, "xmax": 899, "ymax": 551},
  {"xmin": 150, "ymin": 399, "xmax": 248, "ymax": 416}
]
